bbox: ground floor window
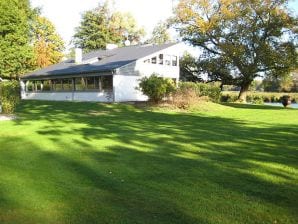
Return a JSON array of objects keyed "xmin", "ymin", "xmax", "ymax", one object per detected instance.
[
  {"xmin": 101, "ymin": 76, "xmax": 113, "ymax": 91},
  {"xmin": 74, "ymin": 76, "xmax": 112, "ymax": 91},
  {"xmin": 25, "ymin": 75, "xmax": 113, "ymax": 92}
]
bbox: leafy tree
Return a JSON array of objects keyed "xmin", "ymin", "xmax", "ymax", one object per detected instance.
[
  {"xmin": 147, "ymin": 21, "xmax": 172, "ymax": 45},
  {"xmin": 249, "ymin": 80, "xmax": 263, "ymax": 92},
  {"xmin": 110, "ymin": 12, "xmax": 145, "ymax": 45},
  {"xmin": 197, "ymin": 57, "xmax": 236, "ymax": 90},
  {"xmin": 179, "ymin": 52, "xmax": 202, "ymax": 82},
  {"xmin": 73, "ymin": 0, "xmax": 144, "ymax": 51},
  {"xmin": 73, "ymin": 1, "xmax": 111, "ymax": 50},
  {"xmin": 31, "ymin": 15, "xmax": 65, "ymax": 68},
  {"xmin": 292, "ymin": 70, "xmax": 298, "ymax": 92},
  {"xmin": 0, "ymin": 80, "xmax": 20, "ymax": 114},
  {"xmin": 0, "ymin": 0, "xmax": 35, "ymax": 79},
  {"xmin": 172, "ymin": 0, "xmax": 298, "ymax": 101},
  {"xmin": 262, "ymin": 73, "xmax": 294, "ymax": 92},
  {"xmin": 180, "ymin": 52, "xmax": 235, "ymax": 90}
]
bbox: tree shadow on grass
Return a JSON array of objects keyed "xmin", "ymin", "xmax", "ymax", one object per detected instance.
[{"xmin": 1, "ymin": 100, "xmax": 297, "ymax": 223}]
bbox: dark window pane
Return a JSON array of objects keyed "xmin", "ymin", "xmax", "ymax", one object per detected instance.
[
  {"xmin": 35, "ymin": 81, "xmax": 42, "ymax": 91},
  {"xmin": 95, "ymin": 76, "xmax": 100, "ymax": 89},
  {"xmin": 102, "ymin": 76, "xmax": 113, "ymax": 91},
  {"xmin": 26, "ymin": 81, "xmax": 33, "ymax": 91},
  {"xmin": 158, "ymin": 54, "xmax": 163, "ymax": 65},
  {"xmin": 75, "ymin": 78, "xmax": 85, "ymax": 91},
  {"xmin": 151, "ymin": 56, "xmax": 157, "ymax": 64},
  {"xmin": 54, "ymin": 80, "xmax": 63, "ymax": 91},
  {"xmin": 62, "ymin": 79, "xmax": 72, "ymax": 91},
  {"xmin": 86, "ymin": 77, "xmax": 95, "ymax": 89},
  {"xmin": 43, "ymin": 80, "xmax": 52, "ymax": 91}
]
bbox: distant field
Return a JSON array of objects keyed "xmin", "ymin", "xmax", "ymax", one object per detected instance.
[{"xmin": 0, "ymin": 101, "xmax": 297, "ymax": 224}]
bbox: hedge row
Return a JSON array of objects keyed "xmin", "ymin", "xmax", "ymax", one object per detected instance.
[
  {"xmin": 0, "ymin": 81, "xmax": 20, "ymax": 114},
  {"xmin": 221, "ymin": 91, "xmax": 298, "ymax": 104}
]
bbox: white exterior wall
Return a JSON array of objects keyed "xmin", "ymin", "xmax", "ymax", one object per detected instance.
[
  {"xmin": 114, "ymin": 44, "xmax": 180, "ymax": 102},
  {"xmin": 21, "ymin": 91, "xmax": 112, "ymax": 102},
  {"xmin": 113, "ymin": 74, "xmax": 148, "ymax": 102}
]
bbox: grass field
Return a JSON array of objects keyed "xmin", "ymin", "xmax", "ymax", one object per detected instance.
[{"xmin": 0, "ymin": 101, "xmax": 297, "ymax": 224}]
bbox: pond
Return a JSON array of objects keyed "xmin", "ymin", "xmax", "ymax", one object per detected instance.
[{"xmin": 264, "ymin": 103, "xmax": 298, "ymax": 109}]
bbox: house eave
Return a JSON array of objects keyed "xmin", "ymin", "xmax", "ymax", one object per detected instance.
[{"xmin": 20, "ymin": 69, "xmax": 115, "ymax": 81}]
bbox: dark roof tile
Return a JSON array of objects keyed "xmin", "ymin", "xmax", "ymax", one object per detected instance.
[{"xmin": 22, "ymin": 43, "xmax": 177, "ymax": 80}]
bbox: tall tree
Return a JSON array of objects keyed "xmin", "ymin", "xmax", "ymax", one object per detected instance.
[
  {"xmin": 73, "ymin": 1, "xmax": 111, "ymax": 50},
  {"xmin": 197, "ymin": 57, "xmax": 237, "ymax": 89},
  {"xmin": 179, "ymin": 52, "xmax": 202, "ymax": 82},
  {"xmin": 0, "ymin": 0, "xmax": 35, "ymax": 79},
  {"xmin": 148, "ymin": 21, "xmax": 172, "ymax": 45},
  {"xmin": 110, "ymin": 12, "xmax": 145, "ymax": 45},
  {"xmin": 73, "ymin": 0, "xmax": 145, "ymax": 51},
  {"xmin": 172, "ymin": 0, "xmax": 298, "ymax": 101},
  {"xmin": 31, "ymin": 15, "xmax": 65, "ymax": 68}
]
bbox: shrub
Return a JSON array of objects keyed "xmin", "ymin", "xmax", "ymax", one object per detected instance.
[
  {"xmin": 179, "ymin": 82, "xmax": 221, "ymax": 102},
  {"xmin": 280, "ymin": 95, "xmax": 291, "ymax": 107},
  {"xmin": 0, "ymin": 81, "xmax": 20, "ymax": 114},
  {"xmin": 138, "ymin": 74, "xmax": 176, "ymax": 103},
  {"xmin": 169, "ymin": 82, "xmax": 221, "ymax": 109},
  {"xmin": 220, "ymin": 91, "xmax": 298, "ymax": 104},
  {"xmin": 172, "ymin": 88, "xmax": 200, "ymax": 109}
]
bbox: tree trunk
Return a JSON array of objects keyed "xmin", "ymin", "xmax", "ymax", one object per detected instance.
[
  {"xmin": 220, "ymin": 82, "xmax": 224, "ymax": 91},
  {"xmin": 238, "ymin": 82, "xmax": 251, "ymax": 102}
]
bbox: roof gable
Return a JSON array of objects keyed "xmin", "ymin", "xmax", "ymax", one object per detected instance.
[{"xmin": 22, "ymin": 43, "xmax": 178, "ymax": 80}]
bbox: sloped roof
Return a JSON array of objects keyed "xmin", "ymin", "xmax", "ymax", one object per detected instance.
[{"xmin": 22, "ymin": 43, "xmax": 177, "ymax": 80}]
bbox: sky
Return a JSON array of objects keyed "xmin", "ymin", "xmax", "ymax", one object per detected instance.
[
  {"xmin": 31, "ymin": 0, "xmax": 298, "ymax": 50},
  {"xmin": 30, "ymin": 0, "xmax": 176, "ymax": 49}
]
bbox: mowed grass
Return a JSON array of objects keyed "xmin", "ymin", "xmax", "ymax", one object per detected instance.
[{"xmin": 0, "ymin": 100, "xmax": 297, "ymax": 224}]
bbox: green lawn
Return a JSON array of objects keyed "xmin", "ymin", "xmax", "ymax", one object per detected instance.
[{"xmin": 0, "ymin": 101, "xmax": 297, "ymax": 224}]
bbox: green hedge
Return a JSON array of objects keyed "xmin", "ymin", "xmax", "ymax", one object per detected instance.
[
  {"xmin": 221, "ymin": 91, "xmax": 298, "ymax": 104},
  {"xmin": 0, "ymin": 81, "xmax": 20, "ymax": 114},
  {"xmin": 179, "ymin": 82, "xmax": 221, "ymax": 102}
]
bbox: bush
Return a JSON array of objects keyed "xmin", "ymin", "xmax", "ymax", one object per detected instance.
[
  {"xmin": 172, "ymin": 88, "xmax": 200, "ymax": 109},
  {"xmin": 280, "ymin": 95, "xmax": 291, "ymax": 107},
  {"xmin": 0, "ymin": 81, "xmax": 20, "ymax": 114},
  {"xmin": 169, "ymin": 82, "xmax": 221, "ymax": 109},
  {"xmin": 220, "ymin": 91, "xmax": 298, "ymax": 104},
  {"xmin": 138, "ymin": 74, "xmax": 176, "ymax": 103},
  {"xmin": 179, "ymin": 82, "xmax": 221, "ymax": 102}
]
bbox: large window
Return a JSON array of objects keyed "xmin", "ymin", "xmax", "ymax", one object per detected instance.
[
  {"xmin": 25, "ymin": 81, "xmax": 43, "ymax": 91},
  {"xmin": 25, "ymin": 76, "xmax": 113, "ymax": 92},
  {"xmin": 43, "ymin": 80, "xmax": 52, "ymax": 91},
  {"xmin": 75, "ymin": 78, "xmax": 86, "ymax": 90},
  {"xmin": 101, "ymin": 76, "xmax": 113, "ymax": 91},
  {"xmin": 75, "ymin": 76, "xmax": 112, "ymax": 91},
  {"xmin": 53, "ymin": 79, "xmax": 63, "ymax": 91},
  {"xmin": 143, "ymin": 54, "xmax": 178, "ymax": 67},
  {"xmin": 62, "ymin": 79, "xmax": 73, "ymax": 91}
]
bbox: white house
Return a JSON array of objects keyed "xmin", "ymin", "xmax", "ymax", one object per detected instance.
[{"xmin": 20, "ymin": 43, "xmax": 181, "ymax": 102}]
